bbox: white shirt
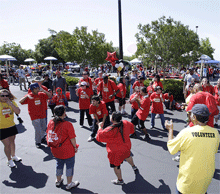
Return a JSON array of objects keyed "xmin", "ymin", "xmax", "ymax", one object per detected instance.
[{"xmin": 16, "ymin": 69, "xmax": 26, "ymax": 78}]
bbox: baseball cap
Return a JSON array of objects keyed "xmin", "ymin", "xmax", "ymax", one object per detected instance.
[
  {"xmin": 29, "ymin": 83, "xmax": 40, "ymax": 91},
  {"xmin": 191, "ymin": 104, "xmax": 210, "ymax": 117}
]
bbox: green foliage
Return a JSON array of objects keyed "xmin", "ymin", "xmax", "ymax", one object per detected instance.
[
  {"xmin": 200, "ymin": 38, "xmax": 215, "ymax": 59},
  {"xmin": 144, "ymin": 79, "xmax": 184, "ymax": 101},
  {"xmin": 135, "ymin": 16, "xmax": 200, "ymax": 67},
  {"xmin": 65, "ymin": 76, "xmax": 79, "ymax": 86}
]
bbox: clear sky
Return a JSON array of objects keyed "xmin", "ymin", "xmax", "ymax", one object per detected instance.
[{"xmin": 0, "ymin": 0, "xmax": 219, "ymax": 60}]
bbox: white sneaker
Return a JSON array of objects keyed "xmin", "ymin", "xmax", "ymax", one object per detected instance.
[
  {"xmin": 155, "ymin": 114, "xmax": 159, "ymax": 119},
  {"xmin": 12, "ymin": 156, "xmax": 22, "ymax": 162},
  {"xmin": 80, "ymin": 125, "xmax": 84, "ymax": 128},
  {"xmin": 87, "ymin": 136, "xmax": 95, "ymax": 142},
  {"xmin": 66, "ymin": 181, "xmax": 80, "ymax": 190},
  {"xmin": 172, "ymin": 155, "xmax": 180, "ymax": 162},
  {"xmin": 7, "ymin": 160, "xmax": 16, "ymax": 168},
  {"xmin": 111, "ymin": 179, "xmax": 124, "ymax": 185}
]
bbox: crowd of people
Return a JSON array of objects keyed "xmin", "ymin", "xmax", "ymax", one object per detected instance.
[{"xmin": 0, "ymin": 64, "xmax": 219, "ymax": 192}]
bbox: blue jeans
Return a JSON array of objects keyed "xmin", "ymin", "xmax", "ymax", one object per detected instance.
[
  {"xmin": 56, "ymin": 156, "xmax": 75, "ymax": 177},
  {"xmin": 151, "ymin": 113, "xmax": 165, "ymax": 129}
]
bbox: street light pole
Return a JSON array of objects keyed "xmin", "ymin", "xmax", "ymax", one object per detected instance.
[
  {"xmin": 118, "ymin": 0, "xmax": 124, "ymax": 76},
  {"xmin": 196, "ymin": 26, "xmax": 198, "ymax": 34}
]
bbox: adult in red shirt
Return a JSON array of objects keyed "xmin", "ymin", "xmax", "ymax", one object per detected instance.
[
  {"xmin": 164, "ymin": 92, "xmax": 175, "ymax": 110},
  {"xmin": 116, "ymin": 77, "xmax": 127, "ymax": 114},
  {"xmin": 132, "ymin": 76, "xmax": 145, "ymax": 90},
  {"xmin": 129, "ymin": 86, "xmax": 142, "ymax": 119},
  {"xmin": 94, "ymin": 71, "xmax": 103, "ymax": 86},
  {"xmin": 19, "ymin": 83, "xmax": 51, "ymax": 148},
  {"xmin": 152, "ymin": 74, "xmax": 163, "ymax": 90},
  {"xmin": 131, "ymin": 87, "xmax": 151, "ymax": 140},
  {"xmin": 46, "ymin": 105, "xmax": 79, "ymax": 189},
  {"xmin": 97, "ymin": 74, "xmax": 119, "ymax": 114},
  {"xmin": 76, "ymin": 81, "xmax": 93, "ymax": 127},
  {"xmin": 0, "ymin": 73, "xmax": 9, "ymax": 90},
  {"xmin": 209, "ymin": 67, "xmax": 214, "ymax": 81},
  {"xmin": 147, "ymin": 81, "xmax": 154, "ymax": 97},
  {"xmin": 186, "ymin": 84, "xmax": 219, "ymax": 127},
  {"xmin": 96, "ymin": 112, "xmax": 138, "ymax": 185},
  {"xmin": 88, "ymin": 95, "xmax": 110, "ymax": 142},
  {"xmin": 202, "ymin": 78, "xmax": 214, "ymax": 95},
  {"xmin": 78, "ymin": 71, "xmax": 93, "ymax": 95},
  {"xmin": 150, "ymin": 86, "xmax": 166, "ymax": 130},
  {"xmin": 214, "ymin": 78, "xmax": 220, "ymax": 127}
]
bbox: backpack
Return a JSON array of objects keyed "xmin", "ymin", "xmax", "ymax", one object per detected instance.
[{"xmin": 46, "ymin": 121, "xmax": 68, "ymax": 148}]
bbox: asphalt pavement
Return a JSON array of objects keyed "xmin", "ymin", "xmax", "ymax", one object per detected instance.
[{"xmin": 0, "ymin": 82, "xmax": 219, "ymax": 194}]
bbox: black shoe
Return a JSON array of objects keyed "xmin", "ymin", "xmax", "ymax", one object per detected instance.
[
  {"xmin": 130, "ymin": 132, "xmax": 137, "ymax": 138},
  {"xmin": 41, "ymin": 137, "xmax": 47, "ymax": 145},
  {"xmin": 214, "ymin": 123, "xmax": 218, "ymax": 128},
  {"xmin": 144, "ymin": 134, "xmax": 151, "ymax": 142},
  {"xmin": 36, "ymin": 143, "xmax": 42, "ymax": 148},
  {"xmin": 17, "ymin": 117, "xmax": 23, "ymax": 124}
]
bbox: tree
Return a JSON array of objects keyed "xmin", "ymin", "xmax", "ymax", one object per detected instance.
[
  {"xmin": 135, "ymin": 16, "xmax": 200, "ymax": 70},
  {"xmin": 200, "ymin": 38, "xmax": 215, "ymax": 59}
]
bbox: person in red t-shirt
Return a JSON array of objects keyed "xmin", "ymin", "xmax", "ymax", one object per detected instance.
[
  {"xmin": 116, "ymin": 77, "xmax": 127, "ymax": 115},
  {"xmin": 96, "ymin": 112, "xmax": 138, "ymax": 185},
  {"xmin": 164, "ymin": 92, "xmax": 175, "ymax": 110},
  {"xmin": 88, "ymin": 95, "xmax": 110, "ymax": 142},
  {"xmin": 19, "ymin": 83, "xmax": 51, "ymax": 148},
  {"xmin": 132, "ymin": 76, "xmax": 145, "ymax": 91},
  {"xmin": 78, "ymin": 71, "xmax": 93, "ymax": 95},
  {"xmin": 202, "ymin": 78, "xmax": 214, "ymax": 95},
  {"xmin": 152, "ymin": 75, "xmax": 163, "ymax": 90},
  {"xmin": 186, "ymin": 84, "xmax": 219, "ymax": 128},
  {"xmin": 46, "ymin": 105, "xmax": 79, "ymax": 189},
  {"xmin": 147, "ymin": 81, "xmax": 154, "ymax": 97},
  {"xmin": 52, "ymin": 87, "xmax": 68, "ymax": 107},
  {"xmin": 28, "ymin": 76, "xmax": 48, "ymax": 94},
  {"xmin": 97, "ymin": 74, "xmax": 119, "ymax": 114},
  {"xmin": 76, "ymin": 81, "xmax": 93, "ymax": 127},
  {"xmin": 129, "ymin": 86, "xmax": 142, "ymax": 119},
  {"xmin": 131, "ymin": 87, "xmax": 151, "ymax": 141},
  {"xmin": 150, "ymin": 86, "xmax": 166, "ymax": 130},
  {"xmin": 214, "ymin": 78, "xmax": 220, "ymax": 127},
  {"xmin": 209, "ymin": 67, "xmax": 214, "ymax": 81},
  {"xmin": 0, "ymin": 73, "xmax": 9, "ymax": 90},
  {"xmin": 94, "ymin": 71, "xmax": 103, "ymax": 87}
]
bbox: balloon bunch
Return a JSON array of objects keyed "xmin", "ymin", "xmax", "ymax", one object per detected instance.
[
  {"xmin": 105, "ymin": 51, "xmax": 118, "ymax": 66},
  {"xmin": 115, "ymin": 62, "xmax": 124, "ymax": 71}
]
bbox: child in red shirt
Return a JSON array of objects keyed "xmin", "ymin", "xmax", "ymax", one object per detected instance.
[
  {"xmin": 164, "ymin": 92, "xmax": 175, "ymax": 110},
  {"xmin": 147, "ymin": 81, "xmax": 154, "ymax": 97},
  {"xmin": 52, "ymin": 88, "xmax": 68, "ymax": 107},
  {"xmin": 131, "ymin": 87, "xmax": 151, "ymax": 141},
  {"xmin": 88, "ymin": 95, "xmax": 110, "ymax": 142},
  {"xmin": 76, "ymin": 81, "xmax": 93, "ymax": 127},
  {"xmin": 150, "ymin": 86, "xmax": 166, "ymax": 130},
  {"xmin": 116, "ymin": 77, "xmax": 127, "ymax": 114},
  {"xmin": 129, "ymin": 86, "xmax": 142, "ymax": 119}
]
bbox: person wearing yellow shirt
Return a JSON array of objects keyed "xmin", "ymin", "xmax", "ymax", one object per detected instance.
[
  {"xmin": 165, "ymin": 104, "xmax": 219, "ymax": 194},
  {"xmin": 0, "ymin": 89, "xmax": 22, "ymax": 168}
]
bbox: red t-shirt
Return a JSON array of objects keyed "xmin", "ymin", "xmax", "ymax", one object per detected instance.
[
  {"xmin": 147, "ymin": 85, "xmax": 154, "ymax": 97},
  {"xmin": 164, "ymin": 93, "xmax": 173, "ymax": 102},
  {"xmin": 136, "ymin": 95, "xmax": 151, "ymax": 120},
  {"xmin": 94, "ymin": 78, "xmax": 103, "ymax": 86},
  {"xmin": 209, "ymin": 68, "xmax": 214, "ymax": 75},
  {"xmin": 0, "ymin": 79, "xmax": 9, "ymax": 90},
  {"xmin": 47, "ymin": 120, "xmax": 76, "ymax": 159},
  {"xmin": 129, "ymin": 92, "xmax": 142, "ymax": 110},
  {"xmin": 89, "ymin": 101, "xmax": 108, "ymax": 119},
  {"xmin": 78, "ymin": 87, "xmax": 92, "ymax": 109},
  {"xmin": 152, "ymin": 81, "xmax": 163, "ymax": 89},
  {"xmin": 21, "ymin": 92, "xmax": 49, "ymax": 120},
  {"xmin": 202, "ymin": 85, "xmax": 214, "ymax": 95},
  {"xmin": 186, "ymin": 91, "xmax": 217, "ymax": 127},
  {"xmin": 150, "ymin": 92, "xmax": 165, "ymax": 114},
  {"xmin": 116, "ymin": 83, "xmax": 126, "ymax": 98},
  {"xmin": 96, "ymin": 120, "xmax": 134, "ymax": 166},
  {"xmin": 132, "ymin": 81, "xmax": 144, "ymax": 89},
  {"xmin": 97, "ymin": 80, "xmax": 119, "ymax": 103},
  {"xmin": 79, "ymin": 77, "xmax": 93, "ymax": 95},
  {"xmin": 214, "ymin": 86, "xmax": 220, "ymax": 106},
  {"xmin": 52, "ymin": 94, "xmax": 66, "ymax": 106}
]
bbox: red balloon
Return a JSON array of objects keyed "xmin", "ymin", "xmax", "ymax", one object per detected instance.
[
  {"xmin": 105, "ymin": 51, "xmax": 118, "ymax": 66},
  {"xmin": 111, "ymin": 61, "xmax": 116, "ymax": 66}
]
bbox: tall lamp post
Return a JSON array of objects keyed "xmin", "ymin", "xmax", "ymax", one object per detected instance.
[
  {"xmin": 118, "ymin": 0, "xmax": 124, "ymax": 76},
  {"xmin": 196, "ymin": 26, "xmax": 198, "ymax": 34}
]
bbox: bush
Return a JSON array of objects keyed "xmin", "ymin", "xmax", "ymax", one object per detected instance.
[
  {"xmin": 65, "ymin": 76, "xmax": 79, "ymax": 87},
  {"xmin": 144, "ymin": 79, "xmax": 184, "ymax": 101}
]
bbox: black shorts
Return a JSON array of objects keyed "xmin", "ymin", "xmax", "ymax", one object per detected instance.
[
  {"xmin": 118, "ymin": 98, "xmax": 126, "ymax": 106},
  {"xmin": 0, "ymin": 125, "xmax": 18, "ymax": 140},
  {"xmin": 131, "ymin": 115, "xmax": 145, "ymax": 129},
  {"xmin": 110, "ymin": 163, "xmax": 122, "ymax": 169}
]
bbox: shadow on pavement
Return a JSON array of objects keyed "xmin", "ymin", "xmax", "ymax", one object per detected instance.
[
  {"xmin": 67, "ymin": 107, "xmax": 79, "ymax": 113},
  {"xmin": 122, "ymin": 170, "xmax": 171, "ymax": 193},
  {"xmin": 60, "ymin": 185, "xmax": 95, "ymax": 193},
  {"xmin": 41, "ymin": 146, "xmax": 54, "ymax": 162},
  {"xmin": 2, "ymin": 162, "xmax": 48, "ymax": 189},
  {"xmin": 65, "ymin": 117, "xmax": 77, "ymax": 123}
]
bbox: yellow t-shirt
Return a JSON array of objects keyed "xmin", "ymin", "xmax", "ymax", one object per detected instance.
[
  {"xmin": 167, "ymin": 125, "xmax": 219, "ymax": 194},
  {"xmin": 0, "ymin": 101, "xmax": 17, "ymax": 129}
]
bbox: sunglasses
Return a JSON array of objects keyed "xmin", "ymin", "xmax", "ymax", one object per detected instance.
[{"xmin": 0, "ymin": 94, "xmax": 9, "ymax": 97}]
